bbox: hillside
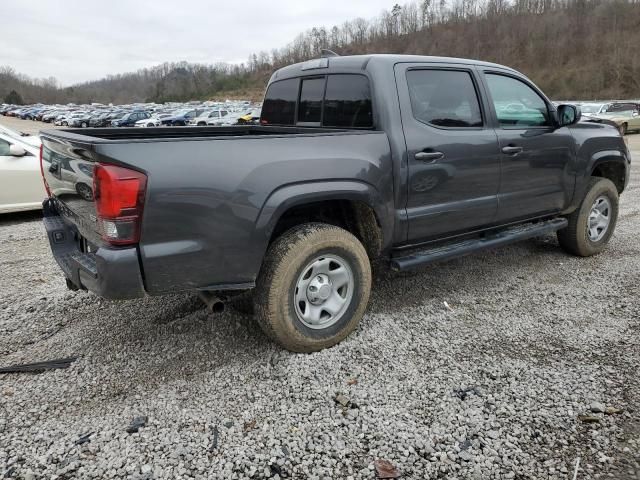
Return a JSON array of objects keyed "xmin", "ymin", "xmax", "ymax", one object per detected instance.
[{"xmin": 3, "ymin": 0, "xmax": 640, "ymax": 104}]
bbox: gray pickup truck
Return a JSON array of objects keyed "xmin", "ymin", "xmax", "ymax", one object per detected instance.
[{"xmin": 40, "ymin": 54, "xmax": 630, "ymax": 352}]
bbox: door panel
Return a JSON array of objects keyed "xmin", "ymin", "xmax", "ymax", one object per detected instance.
[
  {"xmin": 395, "ymin": 64, "xmax": 501, "ymax": 242},
  {"xmin": 482, "ymin": 72, "xmax": 575, "ymax": 221},
  {"xmin": 0, "ymin": 153, "xmax": 44, "ymax": 207}
]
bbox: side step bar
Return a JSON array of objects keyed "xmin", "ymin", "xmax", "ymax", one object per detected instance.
[{"xmin": 391, "ymin": 218, "xmax": 568, "ymax": 271}]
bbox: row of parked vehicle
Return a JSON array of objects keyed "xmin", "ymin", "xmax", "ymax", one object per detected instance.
[
  {"xmin": 576, "ymin": 100, "xmax": 640, "ymax": 135},
  {"xmin": 0, "ymin": 102, "xmax": 262, "ymax": 128}
]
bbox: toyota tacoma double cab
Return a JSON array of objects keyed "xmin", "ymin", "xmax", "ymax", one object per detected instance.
[{"xmin": 40, "ymin": 54, "xmax": 630, "ymax": 352}]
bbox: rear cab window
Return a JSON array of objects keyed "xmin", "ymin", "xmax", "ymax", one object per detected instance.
[
  {"xmin": 261, "ymin": 78, "xmax": 298, "ymax": 126},
  {"xmin": 261, "ymin": 74, "xmax": 373, "ymax": 129}
]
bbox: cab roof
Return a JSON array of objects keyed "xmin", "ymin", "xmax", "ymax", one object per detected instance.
[{"xmin": 271, "ymin": 54, "xmax": 516, "ymax": 81}]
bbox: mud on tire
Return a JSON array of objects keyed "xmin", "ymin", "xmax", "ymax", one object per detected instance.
[
  {"xmin": 254, "ymin": 223, "xmax": 372, "ymax": 353},
  {"xmin": 557, "ymin": 177, "xmax": 619, "ymax": 257}
]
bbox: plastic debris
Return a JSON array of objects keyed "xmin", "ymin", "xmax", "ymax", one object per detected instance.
[{"xmin": 0, "ymin": 357, "xmax": 77, "ymax": 374}]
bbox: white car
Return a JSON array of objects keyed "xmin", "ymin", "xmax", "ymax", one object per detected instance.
[
  {"xmin": 206, "ymin": 111, "xmax": 245, "ymax": 126},
  {"xmin": 54, "ymin": 112, "xmax": 87, "ymax": 126},
  {"xmin": 134, "ymin": 114, "xmax": 172, "ymax": 128},
  {"xmin": 0, "ymin": 126, "xmax": 45, "ymax": 213},
  {"xmin": 189, "ymin": 109, "xmax": 229, "ymax": 126},
  {"xmin": 580, "ymin": 103, "xmax": 610, "ymax": 118}
]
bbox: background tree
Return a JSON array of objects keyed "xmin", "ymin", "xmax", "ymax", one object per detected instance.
[
  {"xmin": 4, "ymin": 90, "xmax": 24, "ymax": 105},
  {"xmin": 2, "ymin": 0, "xmax": 639, "ymax": 103}
]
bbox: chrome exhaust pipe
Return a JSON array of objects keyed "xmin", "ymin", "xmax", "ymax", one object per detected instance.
[{"xmin": 198, "ymin": 291, "xmax": 225, "ymax": 313}]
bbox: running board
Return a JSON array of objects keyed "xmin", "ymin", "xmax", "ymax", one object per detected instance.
[{"xmin": 391, "ymin": 218, "xmax": 568, "ymax": 271}]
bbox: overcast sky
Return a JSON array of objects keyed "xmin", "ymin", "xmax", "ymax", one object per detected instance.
[{"xmin": 2, "ymin": 0, "xmax": 394, "ymax": 86}]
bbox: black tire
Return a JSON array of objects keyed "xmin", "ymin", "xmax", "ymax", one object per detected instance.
[
  {"xmin": 254, "ymin": 223, "xmax": 371, "ymax": 352},
  {"xmin": 557, "ymin": 177, "xmax": 619, "ymax": 257},
  {"xmin": 81, "ymin": 122, "xmax": 87, "ymax": 128}
]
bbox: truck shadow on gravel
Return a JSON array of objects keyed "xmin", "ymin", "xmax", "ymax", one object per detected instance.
[{"xmin": 44, "ymin": 231, "xmax": 633, "ymax": 405}]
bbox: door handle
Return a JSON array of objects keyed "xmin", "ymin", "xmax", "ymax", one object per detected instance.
[
  {"xmin": 502, "ymin": 145, "xmax": 523, "ymax": 155},
  {"xmin": 415, "ymin": 151, "xmax": 444, "ymax": 162}
]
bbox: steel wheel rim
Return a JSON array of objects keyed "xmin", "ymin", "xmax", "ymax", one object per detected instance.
[
  {"xmin": 587, "ymin": 195, "xmax": 612, "ymax": 242},
  {"xmin": 293, "ymin": 254, "xmax": 354, "ymax": 330}
]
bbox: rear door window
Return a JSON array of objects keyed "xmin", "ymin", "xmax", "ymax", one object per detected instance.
[
  {"xmin": 406, "ymin": 69, "xmax": 483, "ymax": 128},
  {"xmin": 261, "ymin": 78, "xmax": 299, "ymax": 125}
]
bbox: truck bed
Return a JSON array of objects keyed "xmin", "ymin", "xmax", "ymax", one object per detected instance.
[{"xmin": 40, "ymin": 125, "xmax": 392, "ymax": 297}]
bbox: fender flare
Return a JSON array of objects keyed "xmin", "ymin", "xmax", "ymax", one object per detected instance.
[
  {"xmin": 569, "ymin": 150, "xmax": 630, "ymax": 209},
  {"xmin": 254, "ymin": 180, "xmax": 392, "ymax": 248},
  {"xmin": 589, "ymin": 149, "xmax": 627, "ymax": 173}
]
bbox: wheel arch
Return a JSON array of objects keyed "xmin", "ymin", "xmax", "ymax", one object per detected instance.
[
  {"xmin": 589, "ymin": 151, "xmax": 628, "ymax": 193},
  {"xmin": 254, "ymin": 181, "xmax": 393, "ymax": 260}
]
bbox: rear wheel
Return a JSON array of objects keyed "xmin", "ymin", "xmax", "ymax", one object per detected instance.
[
  {"xmin": 254, "ymin": 223, "xmax": 371, "ymax": 352},
  {"xmin": 81, "ymin": 121, "xmax": 87, "ymax": 128},
  {"xmin": 557, "ymin": 177, "xmax": 619, "ymax": 256}
]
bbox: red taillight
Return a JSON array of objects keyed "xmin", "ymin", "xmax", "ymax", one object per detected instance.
[
  {"xmin": 93, "ymin": 164, "xmax": 147, "ymax": 246},
  {"xmin": 39, "ymin": 144, "xmax": 51, "ymax": 196}
]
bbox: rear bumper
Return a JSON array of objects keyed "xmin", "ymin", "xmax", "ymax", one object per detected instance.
[{"xmin": 43, "ymin": 203, "xmax": 146, "ymax": 300}]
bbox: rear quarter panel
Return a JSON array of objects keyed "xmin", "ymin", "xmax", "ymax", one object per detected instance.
[{"xmin": 93, "ymin": 132, "xmax": 393, "ymax": 294}]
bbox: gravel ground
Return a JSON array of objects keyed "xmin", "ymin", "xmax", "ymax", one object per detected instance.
[{"xmin": 0, "ymin": 120, "xmax": 639, "ymax": 479}]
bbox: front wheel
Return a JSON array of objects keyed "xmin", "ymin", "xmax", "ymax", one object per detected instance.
[
  {"xmin": 254, "ymin": 223, "xmax": 371, "ymax": 352},
  {"xmin": 558, "ymin": 177, "xmax": 619, "ymax": 256}
]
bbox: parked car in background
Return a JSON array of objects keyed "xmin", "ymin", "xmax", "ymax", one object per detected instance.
[
  {"xmin": 69, "ymin": 112, "xmax": 94, "ymax": 128},
  {"xmin": 55, "ymin": 112, "xmax": 88, "ymax": 126},
  {"xmin": 43, "ymin": 110, "xmax": 66, "ymax": 123},
  {"xmin": 237, "ymin": 109, "xmax": 261, "ymax": 125},
  {"xmin": 206, "ymin": 111, "xmax": 245, "ymax": 126},
  {"xmin": 89, "ymin": 112, "xmax": 112, "ymax": 127},
  {"xmin": 591, "ymin": 102, "xmax": 640, "ymax": 135},
  {"xmin": 111, "ymin": 111, "xmax": 150, "ymax": 127},
  {"xmin": 160, "ymin": 109, "xmax": 205, "ymax": 126},
  {"xmin": 0, "ymin": 126, "xmax": 44, "ymax": 213},
  {"xmin": 135, "ymin": 113, "xmax": 172, "ymax": 127},
  {"xmin": 188, "ymin": 110, "xmax": 229, "ymax": 126}
]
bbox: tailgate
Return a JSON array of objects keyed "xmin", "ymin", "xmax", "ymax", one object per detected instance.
[
  {"xmin": 40, "ymin": 131, "xmax": 147, "ymax": 299},
  {"xmin": 40, "ymin": 133, "xmax": 103, "ymax": 246}
]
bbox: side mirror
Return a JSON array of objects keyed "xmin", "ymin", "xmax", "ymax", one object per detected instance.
[
  {"xmin": 9, "ymin": 144, "xmax": 27, "ymax": 157},
  {"xmin": 557, "ymin": 104, "xmax": 581, "ymax": 127}
]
